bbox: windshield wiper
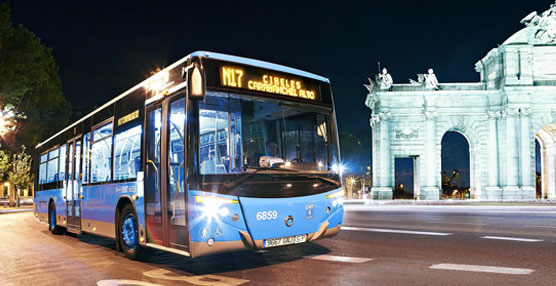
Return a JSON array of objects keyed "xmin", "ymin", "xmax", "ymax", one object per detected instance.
[{"xmin": 221, "ymin": 167, "xmax": 298, "ymax": 191}]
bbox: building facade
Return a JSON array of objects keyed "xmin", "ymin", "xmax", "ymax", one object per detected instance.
[{"xmin": 365, "ymin": 2, "xmax": 556, "ymax": 200}]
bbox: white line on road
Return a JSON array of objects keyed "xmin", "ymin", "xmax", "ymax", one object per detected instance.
[
  {"xmin": 430, "ymin": 263, "xmax": 534, "ymax": 275},
  {"xmin": 343, "ymin": 226, "xmax": 453, "ymax": 236},
  {"xmin": 427, "ymin": 221, "xmax": 489, "ymax": 226},
  {"xmin": 482, "ymin": 236, "xmax": 543, "ymax": 242},
  {"xmin": 525, "ymin": 225, "xmax": 556, "ymax": 229},
  {"xmin": 304, "ymin": 254, "xmax": 373, "ymax": 263}
]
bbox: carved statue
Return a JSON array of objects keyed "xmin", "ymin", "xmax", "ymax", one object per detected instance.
[
  {"xmin": 520, "ymin": 1, "xmax": 556, "ymax": 44},
  {"xmin": 424, "ymin": 68, "xmax": 439, "ymax": 89},
  {"xmin": 409, "ymin": 68, "xmax": 439, "ymax": 89},
  {"xmin": 376, "ymin": 68, "xmax": 393, "ymax": 90}
]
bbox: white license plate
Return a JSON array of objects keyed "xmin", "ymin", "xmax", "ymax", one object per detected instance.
[{"xmin": 263, "ymin": 234, "xmax": 307, "ymax": 248}]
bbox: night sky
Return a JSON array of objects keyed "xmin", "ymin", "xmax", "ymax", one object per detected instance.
[
  {"xmin": 9, "ymin": 0, "xmax": 552, "ymax": 132},
  {"xmin": 6, "ymin": 0, "xmax": 552, "ymax": 189}
]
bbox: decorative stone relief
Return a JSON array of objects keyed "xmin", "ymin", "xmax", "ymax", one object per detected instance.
[
  {"xmin": 520, "ymin": 1, "xmax": 556, "ymax": 44},
  {"xmin": 394, "ymin": 127, "xmax": 420, "ymax": 139},
  {"xmin": 370, "ymin": 112, "xmax": 392, "ymax": 127},
  {"xmin": 507, "ymin": 108, "xmax": 520, "ymax": 117},
  {"xmin": 457, "ymin": 115, "xmax": 466, "ymax": 126},
  {"xmin": 424, "ymin": 111, "xmax": 437, "ymax": 119}
]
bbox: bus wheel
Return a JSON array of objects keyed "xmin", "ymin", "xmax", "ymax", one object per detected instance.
[
  {"xmin": 118, "ymin": 204, "xmax": 143, "ymax": 260},
  {"xmin": 49, "ymin": 201, "xmax": 64, "ymax": 235}
]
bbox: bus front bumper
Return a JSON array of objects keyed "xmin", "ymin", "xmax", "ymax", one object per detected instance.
[{"xmin": 190, "ymin": 222, "xmax": 341, "ymax": 258}]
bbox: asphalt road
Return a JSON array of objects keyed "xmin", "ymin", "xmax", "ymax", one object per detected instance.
[{"xmin": 1, "ymin": 205, "xmax": 556, "ymax": 286}]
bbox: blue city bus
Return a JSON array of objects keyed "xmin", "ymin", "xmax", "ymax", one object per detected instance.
[{"xmin": 33, "ymin": 51, "xmax": 344, "ymax": 259}]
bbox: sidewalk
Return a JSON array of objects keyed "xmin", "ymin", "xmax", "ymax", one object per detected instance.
[{"xmin": 344, "ymin": 199, "xmax": 556, "ymax": 206}]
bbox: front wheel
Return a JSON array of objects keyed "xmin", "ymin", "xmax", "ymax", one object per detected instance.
[
  {"xmin": 48, "ymin": 202, "xmax": 64, "ymax": 235},
  {"xmin": 118, "ymin": 204, "xmax": 144, "ymax": 260}
]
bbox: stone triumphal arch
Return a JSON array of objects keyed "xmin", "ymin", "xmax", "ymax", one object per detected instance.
[{"xmin": 365, "ymin": 2, "xmax": 556, "ymax": 200}]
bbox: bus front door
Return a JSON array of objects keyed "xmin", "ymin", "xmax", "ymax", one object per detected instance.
[
  {"xmin": 66, "ymin": 136, "xmax": 82, "ymax": 231},
  {"xmin": 145, "ymin": 95, "xmax": 188, "ymax": 251}
]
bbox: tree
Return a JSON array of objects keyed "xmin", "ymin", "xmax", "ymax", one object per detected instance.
[
  {"xmin": 0, "ymin": 149, "xmax": 9, "ymax": 203},
  {"xmin": 8, "ymin": 146, "xmax": 33, "ymax": 207},
  {"xmin": 442, "ymin": 169, "xmax": 461, "ymax": 198},
  {"xmin": 0, "ymin": 2, "xmax": 71, "ymax": 151}
]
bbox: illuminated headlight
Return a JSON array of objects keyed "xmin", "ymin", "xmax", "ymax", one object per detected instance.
[
  {"xmin": 331, "ymin": 164, "xmax": 345, "ymax": 175},
  {"xmin": 196, "ymin": 195, "xmax": 237, "ymax": 218}
]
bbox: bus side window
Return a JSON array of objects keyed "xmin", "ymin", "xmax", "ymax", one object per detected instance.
[
  {"xmin": 113, "ymin": 125, "xmax": 142, "ymax": 181},
  {"xmin": 91, "ymin": 122, "xmax": 113, "ymax": 183},
  {"xmin": 83, "ymin": 133, "xmax": 90, "ymax": 184},
  {"xmin": 47, "ymin": 147, "xmax": 59, "ymax": 183},
  {"xmin": 39, "ymin": 153, "xmax": 48, "ymax": 185},
  {"xmin": 58, "ymin": 144, "xmax": 67, "ymax": 182}
]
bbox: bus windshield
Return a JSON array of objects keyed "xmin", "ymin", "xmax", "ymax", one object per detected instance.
[{"xmin": 198, "ymin": 92, "xmax": 339, "ymax": 179}]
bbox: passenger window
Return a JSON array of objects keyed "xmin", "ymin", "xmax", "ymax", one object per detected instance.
[
  {"xmin": 47, "ymin": 148, "xmax": 59, "ymax": 183},
  {"xmin": 83, "ymin": 133, "xmax": 90, "ymax": 184},
  {"xmin": 59, "ymin": 144, "xmax": 66, "ymax": 182},
  {"xmin": 113, "ymin": 125, "xmax": 142, "ymax": 180},
  {"xmin": 91, "ymin": 122, "xmax": 113, "ymax": 183},
  {"xmin": 199, "ymin": 109, "xmax": 230, "ymax": 174},
  {"xmin": 39, "ymin": 154, "xmax": 47, "ymax": 184}
]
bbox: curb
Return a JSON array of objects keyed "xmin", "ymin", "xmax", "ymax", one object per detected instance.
[{"xmin": 0, "ymin": 208, "xmax": 33, "ymax": 214}]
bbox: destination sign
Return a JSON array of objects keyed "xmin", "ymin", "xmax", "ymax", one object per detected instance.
[
  {"xmin": 201, "ymin": 58, "xmax": 330, "ymax": 104},
  {"xmin": 220, "ymin": 66, "xmax": 317, "ymax": 100}
]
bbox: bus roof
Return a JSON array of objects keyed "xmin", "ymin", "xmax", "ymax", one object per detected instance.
[{"xmin": 36, "ymin": 51, "xmax": 330, "ymax": 148}]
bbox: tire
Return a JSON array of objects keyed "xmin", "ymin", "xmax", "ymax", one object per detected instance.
[
  {"xmin": 48, "ymin": 201, "xmax": 64, "ymax": 235},
  {"xmin": 118, "ymin": 204, "xmax": 144, "ymax": 260}
]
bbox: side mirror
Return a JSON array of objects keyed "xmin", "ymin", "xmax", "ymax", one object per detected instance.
[{"xmin": 186, "ymin": 60, "xmax": 205, "ymax": 100}]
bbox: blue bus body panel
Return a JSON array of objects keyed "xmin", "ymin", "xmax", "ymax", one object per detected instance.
[
  {"xmin": 81, "ymin": 181, "xmax": 144, "ymax": 237},
  {"xmin": 34, "ymin": 188, "xmax": 65, "ymax": 224},
  {"xmin": 188, "ymin": 188, "xmax": 344, "ymax": 242},
  {"xmin": 35, "ymin": 188, "xmax": 65, "ymax": 215},
  {"xmin": 188, "ymin": 191, "xmax": 248, "ymax": 242},
  {"xmin": 238, "ymin": 189, "xmax": 344, "ymax": 240}
]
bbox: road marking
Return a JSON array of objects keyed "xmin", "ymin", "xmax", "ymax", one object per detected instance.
[
  {"xmin": 482, "ymin": 236, "xmax": 543, "ymax": 242},
  {"xmin": 368, "ymin": 218, "xmax": 401, "ymax": 222},
  {"xmin": 97, "ymin": 280, "xmax": 164, "ymax": 286},
  {"xmin": 304, "ymin": 254, "xmax": 373, "ymax": 263},
  {"xmin": 427, "ymin": 221, "xmax": 489, "ymax": 226},
  {"xmin": 430, "ymin": 263, "xmax": 534, "ymax": 275},
  {"xmin": 343, "ymin": 226, "xmax": 453, "ymax": 236},
  {"xmin": 143, "ymin": 268, "xmax": 249, "ymax": 286},
  {"xmin": 525, "ymin": 225, "xmax": 556, "ymax": 229}
]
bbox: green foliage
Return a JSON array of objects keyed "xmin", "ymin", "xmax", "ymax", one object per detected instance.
[
  {"xmin": 0, "ymin": 2, "xmax": 71, "ymax": 150},
  {"xmin": 0, "ymin": 148, "xmax": 10, "ymax": 181},
  {"xmin": 8, "ymin": 146, "xmax": 33, "ymax": 190},
  {"xmin": 442, "ymin": 169, "xmax": 462, "ymax": 196}
]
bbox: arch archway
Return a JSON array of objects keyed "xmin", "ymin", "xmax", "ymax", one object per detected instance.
[
  {"xmin": 441, "ymin": 131, "xmax": 471, "ymax": 199},
  {"xmin": 536, "ymin": 123, "xmax": 556, "ymax": 199}
]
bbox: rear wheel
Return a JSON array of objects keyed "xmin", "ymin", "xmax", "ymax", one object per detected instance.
[
  {"xmin": 48, "ymin": 201, "xmax": 64, "ymax": 235},
  {"xmin": 118, "ymin": 204, "xmax": 144, "ymax": 260}
]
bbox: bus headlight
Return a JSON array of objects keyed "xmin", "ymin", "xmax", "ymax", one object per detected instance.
[
  {"xmin": 195, "ymin": 195, "xmax": 238, "ymax": 218},
  {"xmin": 331, "ymin": 164, "xmax": 345, "ymax": 175}
]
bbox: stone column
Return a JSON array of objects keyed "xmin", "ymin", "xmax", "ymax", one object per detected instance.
[
  {"xmin": 520, "ymin": 109, "xmax": 535, "ymax": 199},
  {"xmin": 485, "ymin": 111, "xmax": 502, "ymax": 199},
  {"xmin": 421, "ymin": 110, "xmax": 440, "ymax": 200},
  {"xmin": 503, "ymin": 109, "xmax": 521, "ymax": 199},
  {"xmin": 371, "ymin": 112, "xmax": 393, "ymax": 199}
]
